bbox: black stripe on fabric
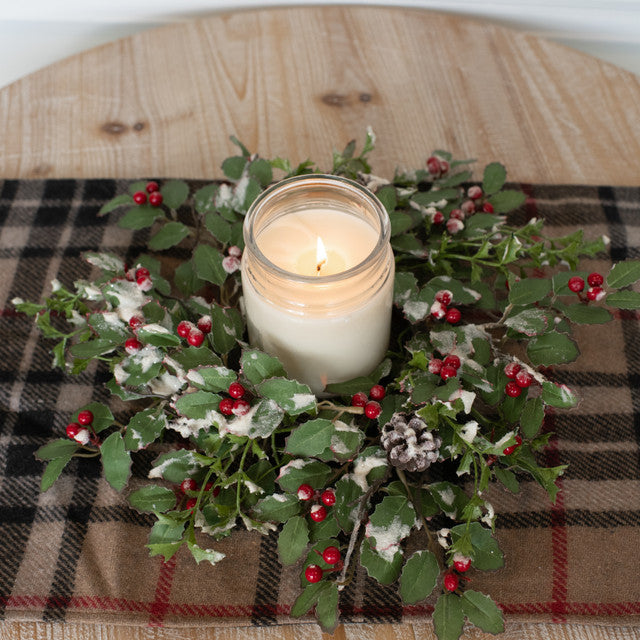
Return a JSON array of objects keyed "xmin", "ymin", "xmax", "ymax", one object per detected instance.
[
  {"xmin": 554, "ymin": 413, "xmax": 637, "ymax": 442},
  {"xmin": 0, "ymin": 523, "xmax": 36, "ymax": 619},
  {"xmin": 600, "ymin": 185, "xmax": 627, "ymax": 261},
  {"xmin": 495, "ymin": 510, "xmax": 640, "ymax": 529},
  {"xmin": 558, "ymin": 450, "xmax": 639, "ymax": 481},
  {"xmin": 251, "ymin": 529, "xmax": 282, "ymax": 625},
  {"xmin": 361, "ymin": 574, "xmax": 403, "ymax": 622},
  {"xmin": 0, "ymin": 181, "xmax": 18, "ymax": 227}
]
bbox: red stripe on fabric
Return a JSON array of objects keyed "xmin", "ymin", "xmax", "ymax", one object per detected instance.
[
  {"xmin": 614, "ymin": 309, "xmax": 640, "ymax": 321},
  {"xmin": 0, "ymin": 308, "xmax": 22, "ymax": 317},
  {"xmin": 148, "ymin": 556, "xmax": 178, "ymax": 627}
]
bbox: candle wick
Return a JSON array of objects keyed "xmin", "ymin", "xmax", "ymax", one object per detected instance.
[{"xmin": 316, "ymin": 259, "xmax": 326, "ymax": 275}]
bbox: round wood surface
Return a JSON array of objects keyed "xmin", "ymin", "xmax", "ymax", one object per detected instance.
[
  {"xmin": 0, "ymin": 6, "xmax": 639, "ymax": 184},
  {"xmin": 0, "ymin": 7, "xmax": 639, "ymax": 640}
]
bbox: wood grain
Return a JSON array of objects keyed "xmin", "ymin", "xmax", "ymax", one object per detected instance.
[
  {"xmin": 0, "ymin": 7, "xmax": 639, "ymax": 184},
  {"xmin": 1, "ymin": 6, "xmax": 640, "ymax": 640}
]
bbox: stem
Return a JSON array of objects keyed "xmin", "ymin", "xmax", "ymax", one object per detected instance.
[{"xmin": 235, "ymin": 440, "xmax": 252, "ymax": 516}]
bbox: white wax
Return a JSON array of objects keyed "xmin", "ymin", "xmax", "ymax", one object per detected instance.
[{"xmin": 242, "ymin": 208, "xmax": 394, "ymax": 395}]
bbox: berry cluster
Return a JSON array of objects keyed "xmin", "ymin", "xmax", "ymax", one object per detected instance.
[
  {"xmin": 428, "ymin": 352, "xmax": 462, "ymax": 382},
  {"xmin": 426, "ymin": 181, "xmax": 495, "ymax": 235},
  {"xmin": 297, "ymin": 484, "xmax": 336, "ymax": 526},
  {"xmin": 430, "ymin": 290, "xmax": 461, "ymax": 324},
  {"xmin": 503, "ymin": 362, "xmax": 534, "ymax": 398},
  {"xmin": 443, "ymin": 553, "xmax": 473, "ymax": 592},
  {"xmin": 132, "ymin": 181, "xmax": 163, "ymax": 207},
  {"xmin": 304, "ymin": 543, "xmax": 343, "ymax": 583},
  {"xmin": 65, "ymin": 410, "xmax": 98, "ymax": 446},
  {"xmin": 125, "ymin": 265, "xmax": 154, "ymax": 293},
  {"xmin": 180, "ymin": 477, "xmax": 220, "ymax": 510},
  {"xmin": 567, "ymin": 271, "xmax": 606, "ymax": 302},
  {"xmin": 218, "ymin": 381, "xmax": 251, "ymax": 417},
  {"xmin": 351, "ymin": 384, "xmax": 385, "ymax": 419},
  {"xmin": 177, "ymin": 316, "xmax": 212, "ymax": 348}
]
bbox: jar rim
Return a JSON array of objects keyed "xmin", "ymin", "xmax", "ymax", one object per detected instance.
[{"xmin": 243, "ymin": 174, "xmax": 391, "ymax": 284}]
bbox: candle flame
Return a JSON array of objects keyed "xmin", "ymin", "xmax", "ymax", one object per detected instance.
[{"xmin": 316, "ymin": 236, "xmax": 327, "ymax": 274}]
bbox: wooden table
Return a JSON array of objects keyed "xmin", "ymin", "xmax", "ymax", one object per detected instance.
[{"xmin": 1, "ymin": 6, "xmax": 639, "ymax": 640}]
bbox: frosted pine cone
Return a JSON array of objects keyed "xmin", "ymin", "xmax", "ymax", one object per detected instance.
[{"xmin": 381, "ymin": 412, "xmax": 442, "ymax": 472}]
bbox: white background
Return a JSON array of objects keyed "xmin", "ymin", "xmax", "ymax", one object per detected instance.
[{"xmin": 1, "ymin": 0, "xmax": 639, "ymax": 89}]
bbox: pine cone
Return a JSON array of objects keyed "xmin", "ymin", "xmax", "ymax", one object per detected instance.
[{"xmin": 381, "ymin": 412, "xmax": 442, "ymax": 473}]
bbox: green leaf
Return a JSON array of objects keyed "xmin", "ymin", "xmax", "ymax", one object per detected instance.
[
  {"xmin": 412, "ymin": 188, "xmax": 459, "ymax": 206},
  {"xmin": 226, "ymin": 398, "xmax": 284, "ymax": 439},
  {"xmin": 316, "ymin": 582, "xmax": 339, "ymax": 633},
  {"xmin": 249, "ymin": 158, "xmax": 273, "ymax": 186},
  {"xmin": 428, "ymin": 482, "xmax": 469, "ymax": 519},
  {"xmin": 174, "ymin": 390, "xmax": 222, "ymax": 419},
  {"xmin": 334, "ymin": 476, "xmax": 365, "ymax": 533},
  {"xmin": 100, "ymin": 432, "xmax": 131, "ymax": 492},
  {"xmin": 520, "ymin": 397, "xmax": 544, "ymax": 438},
  {"xmin": 149, "ymin": 450, "xmax": 206, "ymax": 483},
  {"xmin": 160, "ymin": 180, "xmax": 189, "ymax": 210},
  {"xmin": 278, "ymin": 516, "xmax": 309, "ymax": 565},
  {"xmin": 482, "ymin": 162, "xmax": 507, "ymax": 194},
  {"xmin": 377, "ymin": 185, "xmax": 397, "ymax": 213},
  {"xmin": 324, "ymin": 359, "xmax": 391, "ymax": 396},
  {"xmin": 41, "ymin": 454, "xmax": 75, "ymax": 491},
  {"xmin": 70, "ymin": 338, "xmax": 118, "ymax": 358},
  {"xmin": 394, "ymin": 271, "xmax": 419, "ymax": 306},
  {"xmin": 137, "ymin": 324, "xmax": 181, "ymax": 347},
  {"xmin": 359, "ymin": 537, "xmax": 403, "ymax": 584},
  {"xmin": 488, "ymin": 189, "xmax": 526, "ymax": 213},
  {"xmin": 124, "ymin": 408, "xmax": 167, "ymax": 451},
  {"xmin": 174, "ymin": 259, "xmax": 206, "ymax": 296},
  {"xmin": 172, "ymin": 346, "xmax": 222, "ymax": 370},
  {"xmin": 527, "ymin": 332, "xmax": 579, "ymax": 366},
  {"xmin": 503, "ymin": 308, "xmax": 548, "ymax": 336},
  {"xmin": 277, "ymin": 460, "xmax": 333, "ymax": 493},
  {"xmin": 210, "ymin": 304, "xmax": 243, "ymax": 355},
  {"xmin": 128, "ymin": 485, "xmax": 176, "ymax": 513},
  {"xmin": 508, "ymin": 278, "xmax": 551, "ymax": 305},
  {"xmin": 205, "ymin": 213, "xmax": 232, "ymax": 244},
  {"xmin": 242, "ymin": 349, "xmax": 287, "ymax": 385},
  {"xmin": 98, "ymin": 193, "xmax": 133, "ymax": 215},
  {"xmin": 461, "ymin": 590, "xmax": 504, "ymax": 634},
  {"xmin": 561, "ymin": 303, "xmax": 612, "ymax": 324},
  {"xmin": 36, "ymin": 438, "xmax": 80, "ymax": 461},
  {"xmin": 252, "ymin": 493, "xmax": 301, "ymax": 523},
  {"xmin": 187, "ymin": 540, "xmax": 226, "ymax": 566},
  {"xmin": 148, "ymin": 221, "xmax": 191, "ymax": 250},
  {"xmin": 118, "ymin": 204, "xmax": 163, "ymax": 229},
  {"xmin": 286, "ymin": 419, "xmax": 335, "ymax": 457},
  {"xmin": 494, "ymin": 467, "xmax": 519, "ymax": 493},
  {"xmin": 607, "ymin": 260, "xmax": 640, "ymax": 289},
  {"xmin": 541, "ymin": 381, "xmax": 578, "ymax": 408},
  {"xmin": 194, "ymin": 183, "xmax": 218, "ymax": 215},
  {"xmin": 400, "ymin": 550, "xmax": 439, "ymax": 604},
  {"xmin": 147, "ymin": 541, "xmax": 184, "ymax": 562},
  {"xmin": 88, "ymin": 313, "xmax": 128, "ymax": 342},
  {"xmin": 450, "ymin": 522, "xmax": 503, "ymax": 570},
  {"xmin": 427, "ymin": 276, "xmax": 481, "ymax": 304},
  {"xmin": 222, "ymin": 156, "xmax": 247, "ymax": 180},
  {"xmin": 257, "ymin": 378, "xmax": 316, "ymax": 416},
  {"xmin": 368, "ymin": 495, "xmax": 415, "ymax": 531},
  {"xmin": 290, "ymin": 581, "xmax": 325, "ymax": 618},
  {"xmin": 606, "ymin": 290, "xmax": 640, "ymax": 309},
  {"xmin": 193, "ymin": 244, "xmax": 227, "ymax": 287},
  {"xmin": 188, "ymin": 365, "xmax": 237, "ymax": 392},
  {"xmin": 433, "ymin": 593, "xmax": 465, "ymax": 640}
]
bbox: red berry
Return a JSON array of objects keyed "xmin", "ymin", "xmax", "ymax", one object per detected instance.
[
  {"xmin": 351, "ymin": 391, "xmax": 368, "ymax": 407},
  {"xmin": 443, "ymin": 354, "xmax": 461, "ymax": 370},
  {"xmin": 145, "ymin": 181, "xmax": 159, "ymax": 193},
  {"xmin": 505, "ymin": 381, "xmax": 522, "ymax": 398},
  {"xmin": 321, "ymin": 489, "xmax": 336, "ymax": 506},
  {"xmin": 369, "ymin": 384, "xmax": 385, "ymax": 401},
  {"xmin": 177, "ymin": 320, "xmax": 193, "ymax": 337},
  {"xmin": 482, "ymin": 201, "xmax": 494, "ymax": 213},
  {"xmin": 197, "ymin": 315, "xmax": 212, "ymax": 334},
  {"xmin": 587, "ymin": 286, "xmax": 605, "ymax": 301},
  {"xmin": 135, "ymin": 267, "xmax": 150, "ymax": 280},
  {"xmin": 439, "ymin": 159, "xmax": 450, "ymax": 174},
  {"xmin": 444, "ymin": 573, "xmax": 459, "ymax": 592},
  {"xmin": 297, "ymin": 484, "xmax": 314, "ymax": 501},
  {"xmin": 136, "ymin": 275, "xmax": 153, "ymax": 291},
  {"xmin": 133, "ymin": 191, "xmax": 147, "ymax": 205},
  {"xmin": 322, "ymin": 546, "xmax": 341, "ymax": 565},
  {"xmin": 219, "ymin": 398, "xmax": 234, "ymax": 415},
  {"xmin": 129, "ymin": 314, "xmax": 144, "ymax": 330},
  {"xmin": 310, "ymin": 504, "xmax": 327, "ymax": 522},
  {"xmin": 467, "ymin": 185, "xmax": 483, "ymax": 200},
  {"xmin": 446, "ymin": 308, "xmax": 461, "ymax": 324},
  {"xmin": 305, "ymin": 564, "xmax": 323, "ymax": 583},
  {"xmin": 503, "ymin": 435, "xmax": 523, "ymax": 456},
  {"xmin": 426, "ymin": 156, "xmax": 441, "ymax": 175},
  {"xmin": 446, "ymin": 218, "xmax": 464, "ymax": 234},
  {"xmin": 364, "ymin": 401, "xmax": 382, "ymax": 419},
  {"xmin": 440, "ymin": 364, "xmax": 458, "ymax": 381},
  {"xmin": 461, "ymin": 199, "xmax": 476, "ymax": 214},
  {"xmin": 568, "ymin": 276, "xmax": 585, "ymax": 293},
  {"xmin": 453, "ymin": 556, "xmax": 472, "ymax": 573},
  {"xmin": 504, "ymin": 362, "xmax": 521, "ymax": 379},
  {"xmin": 587, "ymin": 272, "xmax": 604, "ymax": 287},
  {"xmin": 449, "ymin": 208, "xmax": 465, "ymax": 221},
  {"xmin": 228, "ymin": 382, "xmax": 245, "ymax": 399},
  {"xmin": 66, "ymin": 422, "xmax": 81, "ymax": 439},
  {"xmin": 435, "ymin": 289, "xmax": 453, "ymax": 306},
  {"xmin": 180, "ymin": 478, "xmax": 197, "ymax": 493},
  {"xmin": 232, "ymin": 399, "xmax": 251, "ymax": 417},
  {"xmin": 430, "ymin": 300, "xmax": 447, "ymax": 320},
  {"xmin": 185, "ymin": 497, "xmax": 198, "ymax": 510},
  {"xmin": 148, "ymin": 191, "xmax": 163, "ymax": 207},
  {"xmin": 187, "ymin": 328, "xmax": 205, "ymax": 347},
  {"xmin": 515, "ymin": 370, "xmax": 533, "ymax": 388},
  {"xmin": 77, "ymin": 410, "xmax": 94, "ymax": 425},
  {"xmin": 432, "ymin": 211, "xmax": 445, "ymax": 225},
  {"xmin": 124, "ymin": 337, "xmax": 142, "ymax": 354},
  {"xmin": 428, "ymin": 358, "xmax": 443, "ymax": 375}
]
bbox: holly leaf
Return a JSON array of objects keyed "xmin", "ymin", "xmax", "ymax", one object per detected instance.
[
  {"xmin": 334, "ymin": 476, "xmax": 365, "ymax": 533},
  {"xmin": 359, "ymin": 537, "xmax": 403, "ymax": 585},
  {"xmin": 252, "ymin": 493, "xmax": 301, "ymax": 523},
  {"xmin": 561, "ymin": 303, "xmax": 612, "ymax": 324},
  {"xmin": 210, "ymin": 304, "xmax": 243, "ymax": 355},
  {"xmin": 124, "ymin": 408, "xmax": 167, "ymax": 451},
  {"xmin": 175, "ymin": 390, "xmax": 222, "ymax": 419},
  {"xmin": 520, "ymin": 397, "xmax": 545, "ymax": 437},
  {"xmin": 488, "ymin": 189, "xmax": 526, "ymax": 213},
  {"xmin": 290, "ymin": 581, "xmax": 325, "ymax": 618},
  {"xmin": 99, "ymin": 193, "xmax": 133, "ymax": 215},
  {"xmin": 137, "ymin": 324, "xmax": 181, "ymax": 347},
  {"xmin": 241, "ymin": 349, "xmax": 287, "ymax": 385},
  {"xmin": 394, "ymin": 271, "xmax": 419, "ymax": 306},
  {"xmin": 277, "ymin": 460, "xmax": 333, "ymax": 493},
  {"xmin": 100, "ymin": 432, "xmax": 131, "ymax": 492},
  {"xmin": 148, "ymin": 450, "xmax": 208, "ymax": 483},
  {"xmin": 482, "ymin": 162, "xmax": 507, "ymax": 194},
  {"xmin": 504, "ymin": 308, "xmax": 548, "ymax": 336},
  {"xmin": 278, "ymin": 516, "xmax": 309, "ymax": 565},
  {"xmin": 450, "ymin": 522, "xmax": 503, "ymax": 570},
  {"xmin": 205, "ymin": 213, "xmax": 232, "ymax": 244},
  {"xmin": 508, "ymin": 278, "xmax": 551, "ymax": 305},
  {"xmin": 607, "ymin": 260, "xmax": 640, "ymax": 289},
  {"xmin": 41, "ymin": 455, "xmax": 75, "ymax": 491},
  {"xmin": 118, "ymin": 204, "xmax": 163, "ymax": 229},
  {"xmin": 606, "ymin": 290, "xmax": 640, "ymax": 309},
  {"xmin": 324, "ymin": 359, "xmax": 391, "ymax": 396},
  {"xmin": 257, "ymin": 378, "xmax": 316, "ymax": 416},
  {"xmin": 187, "ymin": 365, "xmax": 237, "ymax": 393},
  {"xmin": 194, "ymin": 184, "xmax": 218, "ymax": 214},
  {"xmin": 187, "ymin": 540, "xmax": 226, "ymax": 566},
  {"xmin": 494, "ymin": 467, "xmax": 519, "ymax": 493},
  {"xmin": 193, "ymin": 245, "xmax": 227, "ymax": 287},
  {"xmin": 527, "ymin": 332, "xmax": 579, "ymax": 366},
  {"xmin": 36, "ymin": 438, "xmax": 80, "ymax": 461},
  {"xmin": 148, "ymin": 221, "xmax": 191, "ymax": 250},
  {"xmin": 433, "ymin": 593, "xmax": 465, "ymax": 640},
  {"xmin": 400, "ymin": 550, "xmax": 439, "ymax": 604},
  {"xmin": 286, "ymin": 419, "xmax": 336, "ymax": 457},
  {"xmin": 222, "ymin": 156, "xmax": 247, "ymax": 180},
  {"xmin": 128, "ymin": 485, "xmax": 177, "ymax": 513},
  {"xmin": 70, "ymin": 338, "xmax": 118, "ymax": 358},
  {"xmin": 541, "ymin": 381, "xmax": 578, "ymax": 408},
  {"xmin": 316, "ymin": 582, "xmax": 340, "ymax": 633},
  {"xmin": 160, "ymin": 180, "xmax": 189, "ymax": 210},
  {"xmin": 461, "ymin": 590, "xmax": 504, "ymax": 633},
  {"xmin": 174, "ymin": 259, "xmax": 206, "ymax": 296}
]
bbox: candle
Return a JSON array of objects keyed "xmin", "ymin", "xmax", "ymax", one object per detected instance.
[{"xmin": 241, "ymin": 174, "xmax": 394, "ymax": 395}]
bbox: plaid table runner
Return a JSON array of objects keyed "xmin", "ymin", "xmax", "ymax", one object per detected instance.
[{"xmin": 0, "ymin": 179, "xmax": 639, "ymax": 629}]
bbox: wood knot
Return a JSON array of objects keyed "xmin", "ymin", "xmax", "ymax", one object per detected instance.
[
  {"xmin": 359, "ymin": 93, "xmax": 372, "ymax": 103},
  {"xmin": 321, "ymin": 93, "xmax": 349, "ymax": 107},
  {"xmin": 101, "ymin": 121, "xmax": 128, "ymax": 135},
  {"xmin": 133, "ymin": 121, "xmax": 146, "ymax": 131}
]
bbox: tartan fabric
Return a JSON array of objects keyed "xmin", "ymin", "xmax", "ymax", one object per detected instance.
[{"xmin": 0, "ymin": 179, "xmax": 640, "ymax": 628}]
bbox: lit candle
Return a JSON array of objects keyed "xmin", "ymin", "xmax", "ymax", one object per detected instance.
[{"xmin": 241, "ymin": 175, "xmax": 394, "ymax": 395}]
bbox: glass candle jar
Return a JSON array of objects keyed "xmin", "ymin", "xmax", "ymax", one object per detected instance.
[{"xmin": 241, "ymin": 174, "xmax": 394, "ymax": 395}]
